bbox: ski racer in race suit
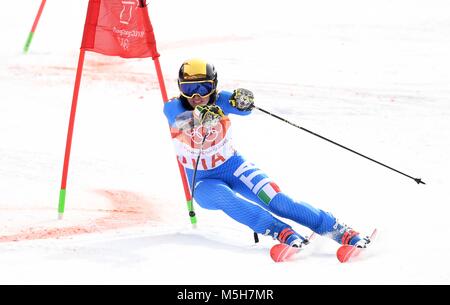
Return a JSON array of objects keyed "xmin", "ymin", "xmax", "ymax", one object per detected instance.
[{"xmin": 163, "ymin": 58, "xmax": 369, "ymax": 248}]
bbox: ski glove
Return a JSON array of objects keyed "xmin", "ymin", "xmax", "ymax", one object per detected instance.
[
  {"xmin": 229, "ymin": 88, "xmax": 255, "ymax": 111},
  {"xmin": 193, "ymin": 105, "xmax": 225, "ymax": 128}
]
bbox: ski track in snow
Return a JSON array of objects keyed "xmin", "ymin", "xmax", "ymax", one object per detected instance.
[{"xmin": 0, "ymin": 190, "xmax": 156, "ymax": 243}]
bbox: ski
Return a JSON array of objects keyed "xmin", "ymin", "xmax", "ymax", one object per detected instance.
[
  {"xmin": 336, "ymin": 228, "xmax": 378, "ymax": 263},
  {"xmin": 270, "ymin": 233, "xmax": 316, "ymax": 263}
]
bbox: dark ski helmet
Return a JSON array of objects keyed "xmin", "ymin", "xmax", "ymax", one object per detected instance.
[
  {"xmin": 178, "ymin": 58, "xmax": 217, "ymax": 85},
  {"xmin": 178, "ymin": 59, "xmax": 218, "ymax": 104}
]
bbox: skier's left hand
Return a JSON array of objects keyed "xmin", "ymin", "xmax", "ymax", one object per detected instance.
[{"xmin": 229, "ymin": 88, "xmax": 255, "ymax": 111}]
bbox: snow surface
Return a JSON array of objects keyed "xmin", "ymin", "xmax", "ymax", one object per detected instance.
[{"xmin": 1, "ymin": 0, "xmax": 449, "ymax": 284}]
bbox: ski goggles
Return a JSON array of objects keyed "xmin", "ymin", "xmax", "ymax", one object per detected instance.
[{"xmin": 179, "ymin": 80, "xmax": 216, "ymax": 99}]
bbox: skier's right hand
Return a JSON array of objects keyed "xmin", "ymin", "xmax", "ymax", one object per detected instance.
[{"xmin": 193, "ymin": 105, "xmax": 224, "ymax": 128}]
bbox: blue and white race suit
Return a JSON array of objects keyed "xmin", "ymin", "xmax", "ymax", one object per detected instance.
[{"xmin": 164, "ymin": 91, "xmax": 338, "ymax": 238}]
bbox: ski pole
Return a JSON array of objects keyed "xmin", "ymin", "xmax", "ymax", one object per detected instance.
[
  {"xmin": 189, "ymin": 132, "xmax": 208, "ymax": 227},
  {"xmin": 255, "ymin": 106, "xmax": 425, "ymax": 185}
]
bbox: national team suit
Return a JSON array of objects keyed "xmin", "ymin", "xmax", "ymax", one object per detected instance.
[{"xmin": 163, "ymin": 90, "xmax": 345, "ymax": 243}]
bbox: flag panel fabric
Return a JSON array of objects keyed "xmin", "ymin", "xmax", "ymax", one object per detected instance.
[{"xmin": 81, "ymin": 0, "xmax": 159, "ymax": 58}]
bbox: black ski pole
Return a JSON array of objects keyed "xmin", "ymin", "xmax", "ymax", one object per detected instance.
[
  {"xmin": 189, "ymin": 131, "xmax": 209, "ymax": 225},
  {"xmin": 255, "ymin": 106, "xmax": 425, "ymax": 185}
]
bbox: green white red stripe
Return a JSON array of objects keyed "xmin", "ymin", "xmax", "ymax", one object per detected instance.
[{"xmin": 257, "ymin": 182, "xmax": 281, "ymax": 205}]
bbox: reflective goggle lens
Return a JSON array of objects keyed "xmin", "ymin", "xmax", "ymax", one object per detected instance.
[{"xmin": 180, "ymin": 81, "xmax": 215, "ymax": 98}]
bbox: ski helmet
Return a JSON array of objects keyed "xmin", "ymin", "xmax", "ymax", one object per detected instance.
[{"xmin": 178, "ymin": 59, "xmax": 218, "ymax": 102}]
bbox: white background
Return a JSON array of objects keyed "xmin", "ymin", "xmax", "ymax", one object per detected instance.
[{"xmin": 0, "ymin": 0, "xmax": 449, "ymax": 284}]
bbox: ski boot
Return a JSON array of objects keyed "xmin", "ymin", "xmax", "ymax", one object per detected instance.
[
  {"xmin": 266, "ymin": 223, "xmax": 308, "ymax": 248},
  {"xmin": 267, "ymin": 223, "xmax": 312, "ymax": 262},
  {"xmin": 277, "ymin": 227, "xmax": 306, "ymax": 247},
  {"xmin": 330, "ymin": 220, "xmax": 371, "ymax": 248}
]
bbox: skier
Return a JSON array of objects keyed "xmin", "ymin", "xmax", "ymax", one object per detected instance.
[{"xmin": 163, "ymin": 58, "xmax": 371, "ymax": 249}]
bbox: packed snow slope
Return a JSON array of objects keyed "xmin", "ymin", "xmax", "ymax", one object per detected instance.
[{"xmin": 0, "ymin": 0, "xmax": 449, "ymax": 284}]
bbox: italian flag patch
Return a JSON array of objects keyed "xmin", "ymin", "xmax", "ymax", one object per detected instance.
[{"xmin": 257, "ymin": 182, "xmax": 281, "ymax": 205}]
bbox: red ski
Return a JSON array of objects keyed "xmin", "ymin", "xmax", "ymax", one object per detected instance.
[
  {"xmin": 336, "ymin": 228, "xmax": 378, "ymax": 263},
  {"xmin": 270, "ymin": 233, "xmax": 315, "ymax": 263}
]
